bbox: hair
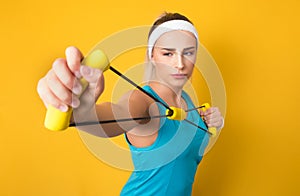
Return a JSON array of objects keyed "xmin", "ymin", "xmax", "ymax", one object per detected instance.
[{"xmin": 144, "ymin": 12, "xmax": 194, "ymax": 82}]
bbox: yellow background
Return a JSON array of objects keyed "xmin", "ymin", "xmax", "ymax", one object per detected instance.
[{"xmin": 1, "ymin": 0, "xmax": 299, "ymax": 195}]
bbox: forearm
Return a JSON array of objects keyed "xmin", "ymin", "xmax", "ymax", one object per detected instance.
[{"xmin": 73, "ymin": 102, "xmax": 147, "ymax": 137}]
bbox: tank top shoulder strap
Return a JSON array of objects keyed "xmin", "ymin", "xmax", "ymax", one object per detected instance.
[
  {"xmin": 142, "ymin": 85, "xmax": 168, "ymax": 106},
  {"xmin": 181, "ymin": 90, "xmax": 196, "ymax": 109}
]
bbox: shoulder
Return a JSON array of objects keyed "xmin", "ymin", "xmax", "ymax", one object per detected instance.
[
  {"xmin": 116, "ymin": 89, "xmax": 154, "ymax": 119},
  {"xmin": 122, "ymin": 89, "xmax": 153, "ymax": 106}
]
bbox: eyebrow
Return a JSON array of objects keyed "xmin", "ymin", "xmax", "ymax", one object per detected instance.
[{"xmin": 160, "ymin": 46, "xmax": 196, "ymax": 51}]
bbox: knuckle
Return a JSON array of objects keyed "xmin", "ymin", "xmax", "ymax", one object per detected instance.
[
  {"xmin": 47, "ymin": 96, "xmax": 60, "ymax": 108},
  {"xmin": 58, "ymin": 89, "xmax": 72, "ymax": 104},
  {"xmin": 65, "ymin": 46, "xmax": 82, "ymax": 69},
  {"xmin": 53, "ymin": 60, "xmax": 75, "ymax": 89},
  {"xmin": 46, "ymin": 71, "xmax": 56, "ymax": 85},
  {"xmin": 66, "ymin": 46, "xmax": 77, "ymax": 53},
  {"xmin": 37, "ymin": 78, "xmax": 45, "ymax": 96},
  {"xmin": 64, "ymin": 75, "xmax": 75, "ymax": 88},
  {"xmin": 53, "ymin": 58, "xmax": 66, "ymax": 69}
]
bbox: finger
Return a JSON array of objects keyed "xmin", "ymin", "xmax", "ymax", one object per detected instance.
[
  {"xmin": 203, "ymin": 107, "xmax": 215, "ymax": 115},
  {"xmin": 206, "ymin": 118, "xmax": 220, "ymax": 126},
  {"xmin": 207, "ymin": 120, "xmax": 223, "ymax": 128},
  {"xmin": 204, "ymin": 107, "xmax": 221, "ymax": 117},
  {"xmin": 46, "ymin": 70, "xmax": 80, "ymax": 108},
  {"xmin": 52, "ymin": 58, "xmax": 82, "ymax": 95},
  {"xmin": 65, "ymin": 46, "xmax": 84, "ymax": 77},
  {"xmin": 37, "ymin": 77, "xmax": 69, "ymax": 112},
  {"xmin": 204, "ymin": 111, "xmax": 220, "ymax": 122},
  {"xmin": 199, "ymin": 110, "xmax": 204, "ymax": 117},
  {"xmin": 205, "ymin": 114, "xmax": 223, "ymax": 127}
]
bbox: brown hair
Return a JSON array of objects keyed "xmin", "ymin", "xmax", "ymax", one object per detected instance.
[{"xmin": 148, "ymin": 12, "xmax": 193, "ymax": 38}]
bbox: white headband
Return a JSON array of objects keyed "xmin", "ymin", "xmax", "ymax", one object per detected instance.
[{"xmin": 147, "ymin": 20, "xmax": 199, "ymax": 59}]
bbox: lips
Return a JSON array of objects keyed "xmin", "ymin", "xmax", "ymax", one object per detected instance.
[{"xmin": 171, "ymin": 73, "xmax": 187, "ymax": 79}]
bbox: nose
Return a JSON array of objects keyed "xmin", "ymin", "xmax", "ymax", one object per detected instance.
[{"xmin": 174, "ymin": 52, "xmax": 184, "ymax": 70}]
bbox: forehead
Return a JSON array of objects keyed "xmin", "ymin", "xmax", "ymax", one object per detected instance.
[{"xmin": 154, "ymin": 30, "xmax": 197, "ymax": 49}]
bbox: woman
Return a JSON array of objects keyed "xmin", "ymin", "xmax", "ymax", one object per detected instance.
[{"xmin": 37, "ymin": 12, "xmax": 224, "ymax": 195}]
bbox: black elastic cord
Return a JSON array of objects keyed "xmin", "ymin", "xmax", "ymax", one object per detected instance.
[
  {"xmin": 71, "ymin": 65, "xmax": 212, "ymax": 128},
  {"xmin": 185, "ymin": 106, "xmax": 213, "ymax": 135},
  {"xmin": 109, "ymin": 66, "xmax": 172, "ymax": 112},
  {"xmin": 70, "ymin": 105, "xmax": 211, "ymax": 135},
  {"xmin": 184, "ymin": 119, "xmax": 211, "ymax": 135},
  {"xmin": 185, "ymin": 105, "xmax": 205, "ymax": 113},
  {"xmin": 69, "ymin": 114, "xmax": 171, "ymax": 127}
]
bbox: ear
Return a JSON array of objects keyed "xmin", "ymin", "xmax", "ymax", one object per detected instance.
[
  {"xmin": 148, "ymin": 52, "xmax": 155, "ymax": 65},
  {"xmin": 150, "ymin": 56, "xmax": 157, "ymax": 66}
]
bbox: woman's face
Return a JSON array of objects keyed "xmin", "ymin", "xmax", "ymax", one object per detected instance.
[{"xmin": 151, "ymin": 30, "xmax": 197, "ymax": 90}]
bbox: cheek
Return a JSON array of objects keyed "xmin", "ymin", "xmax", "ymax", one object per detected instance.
[
  {"xmin": 153, "ymin": 55, "xmax": 171, "ymax": 65},
  {"xmin": 154, "ymin": 63, "xmax": 174, "ymax": 77},
  {"xmin": 185, "ymin": 63, "xmax": 195, "ymax": 75},
  {"xmin": 156, "ymin": 63, "xmax": 171, "ymax": 72},
  {"xmin": 183, "ymin": 56, "xmax": 196, "ymax": 64}
]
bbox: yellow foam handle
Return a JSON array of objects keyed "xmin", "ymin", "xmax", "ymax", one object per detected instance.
[
  {"xmin": 44, "ymin": 105, "xmax": 73, "ymax": 131},
  {"xmin": 201, "ymin": 103, "xmax": 217, "ymax": 137},
  {"xmin": 166, "ymin": 107, "xmax": 186, "ymax": 120},
  {"xmin": 81, "ymin": 49, "xmax": 110, "ymax": 71},
  {"xmin": 44, "ymin": 49, "xmax": 110, "ymax": 131}
]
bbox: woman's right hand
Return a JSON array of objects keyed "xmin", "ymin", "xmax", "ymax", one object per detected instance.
[{"xmin": 37, "ymin": 46, "xmax": 105, "ymax": 116}]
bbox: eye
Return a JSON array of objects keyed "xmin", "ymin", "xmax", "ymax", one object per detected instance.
[
  {"xmin": 183, "ymin": 51, "xmax": 195, "ymax": 56},
  {"xmin": 163, "ymin": 52, "xmax": 173, "ymax": 57}
]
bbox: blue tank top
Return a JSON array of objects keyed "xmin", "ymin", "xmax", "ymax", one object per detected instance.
[{"xmin": 120, "ymin": 86, "xmax": 209, "ymax": 196}]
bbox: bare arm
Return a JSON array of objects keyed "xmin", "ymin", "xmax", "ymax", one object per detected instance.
[{"xmin": 74, "ymin": 90, "xmax": 151, "ymax": 137}]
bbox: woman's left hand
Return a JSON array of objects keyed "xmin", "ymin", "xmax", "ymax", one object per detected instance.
[{"xmin": 199, "ymin": 107, "xmax": 224, "ymax": 130}]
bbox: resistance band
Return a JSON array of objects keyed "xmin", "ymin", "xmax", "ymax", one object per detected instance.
[{"xmin": 44, "ymin": 50, "xmax": 217, "ymax": 136}]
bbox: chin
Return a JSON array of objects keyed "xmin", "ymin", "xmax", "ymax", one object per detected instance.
[{"xmin": 168, "ymin": 80, "xmax": 187, "ymax": 90}]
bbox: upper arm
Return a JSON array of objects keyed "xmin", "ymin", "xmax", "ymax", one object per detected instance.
[
  {"xmin": 77, "ymin": 89, "xmax": 151, "ymax": 137},
  {"xmin": 116, "ymin": 90, "xmax": 151, "ymax": 122},
  {"xmin": 87, "ymin": 90, "xmax": 151, "ymax": 137}
]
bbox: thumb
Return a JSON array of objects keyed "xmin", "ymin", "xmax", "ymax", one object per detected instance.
[
  {"xmin": 80, "ymin": 65, "xmax": 104, "ymax": 100},
  {"xmin": 80, "ymin": 65, "xmax": 102, "ymax": 84},
  {"xmin": 199, "ymin": 110, "xmax": 205, "ymax": 117}
]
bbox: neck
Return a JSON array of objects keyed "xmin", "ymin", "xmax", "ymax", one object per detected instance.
[{"xmin": 148, "ymin": 82, "xmax": 183, "ymax": 107}]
